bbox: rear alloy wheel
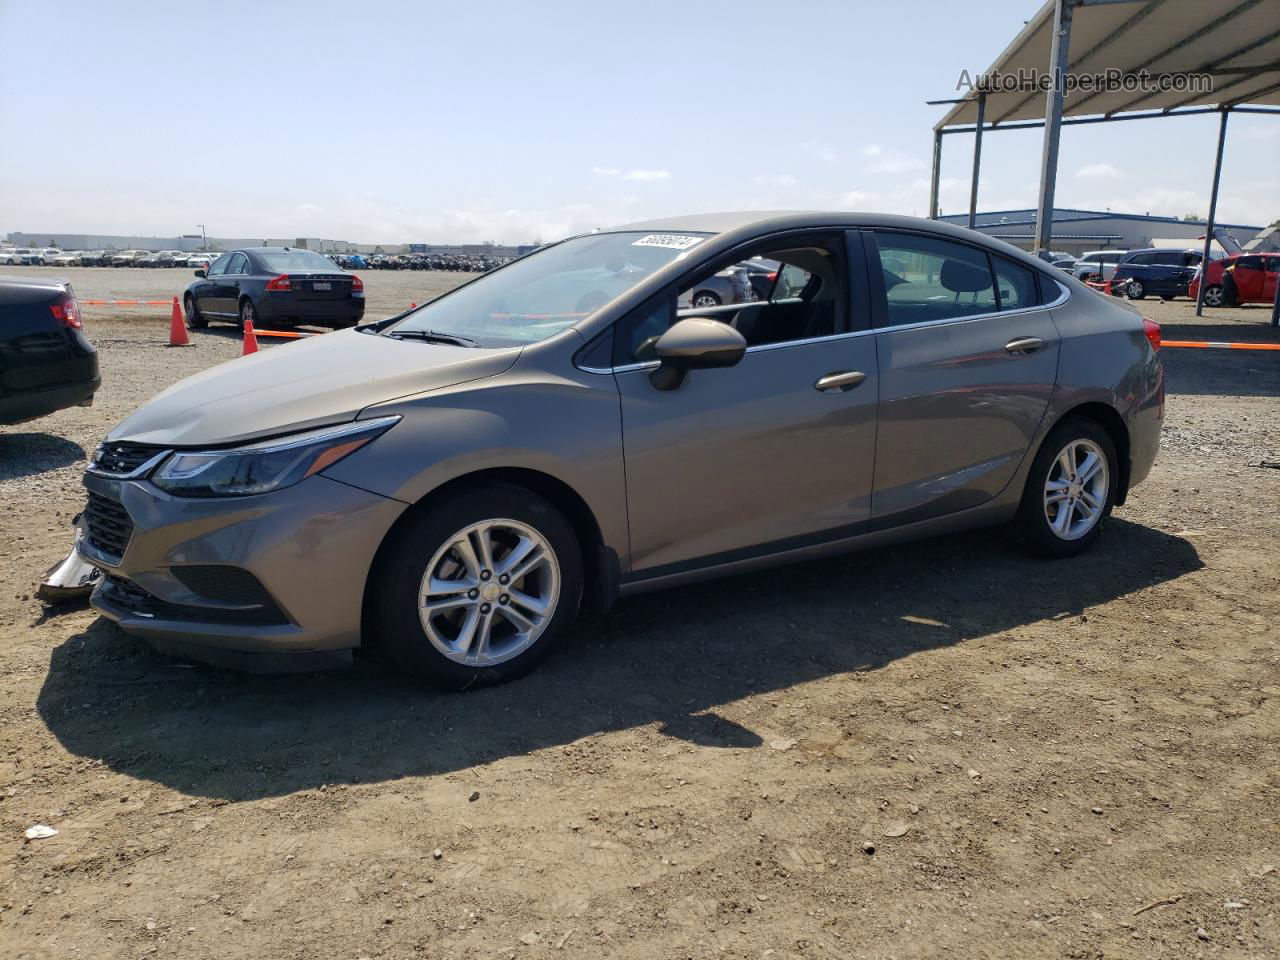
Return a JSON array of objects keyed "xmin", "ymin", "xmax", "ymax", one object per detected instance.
[
  {"xmin": 1016, "ymin": 419, "xmax": 1116, "ymax": 558},
  {"xmin": 239, "ymin": 298, "xmax": 256, "ymax": 330},
  {"xmin": 184, "ymin": 295, "xmax": 207, "ymax": 329},
  {"xmin": 1125, "ymin": 279, "xmax": 1146, "ymax": 300},
  {"xmin": 1202, "ymin": 284, "xmax": 1226, "ymax": 308},
  {"xmin": 372, "ymin": 484, "xmax": 582, "ymax": 689},
  {"xmin": 691, "ymin": 291, "xmax": 721, "ymax": 309}
]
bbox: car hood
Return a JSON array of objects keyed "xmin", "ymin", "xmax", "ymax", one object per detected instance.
[{"xmin": 108, "ymin": 329, "xmax": 520, "ymax": 447}]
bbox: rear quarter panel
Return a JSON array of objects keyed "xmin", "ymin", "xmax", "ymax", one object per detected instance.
[{"xmin": 1046, "ymin": 286, "xmax": 1163, "ymax": 491}]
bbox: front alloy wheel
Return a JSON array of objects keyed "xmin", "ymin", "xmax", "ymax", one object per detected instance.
[
  {"xmin": 419, "ymin": 519, "xmax": 560, "ymax": 666},
  {"xmin": 1202, "ymin": 284, "xmax": 1225, "ymax": 307},
  {"xmin": 373, "ymin": 483, "xmax": 583, "ymax": 688}
]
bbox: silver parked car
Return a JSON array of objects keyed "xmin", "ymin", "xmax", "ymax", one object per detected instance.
[
  {"xmin": 1072, "ymin": 249, "xmax": 1128, "ymax": 284},
  {"xmin": 79, "ymin": 212, "xmax": 1164, "ymax": 688}
]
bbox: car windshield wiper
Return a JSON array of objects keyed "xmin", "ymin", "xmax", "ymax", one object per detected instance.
[{"xmin": 385, "ymin": 329, "xmax": 479, "ymax": 347}]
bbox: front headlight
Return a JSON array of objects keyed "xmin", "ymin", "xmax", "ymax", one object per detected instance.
[{"xmin": 151, "ymin": 416, "xmax": 400, "ymax": 497}]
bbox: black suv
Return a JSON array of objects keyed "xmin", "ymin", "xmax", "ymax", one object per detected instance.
[
  {"xmin": 1112, "ymin": 248, "xmax": 1202, "ymax": 301},
  {"xmin": 184, "ymin": 247, "xmax": 366, "ymax": 330}
]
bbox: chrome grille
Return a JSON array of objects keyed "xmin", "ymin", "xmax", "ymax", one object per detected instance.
[
  {"xmin": 91, "ymin": 442, "xmax": 163, "ymax": 476},
  {"xmin": 84, "ymin": 491, "xmax": 133, "ymax": 560}
]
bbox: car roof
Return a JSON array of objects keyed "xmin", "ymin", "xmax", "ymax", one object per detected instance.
[
  {"xmin": 607, "ymin": 210, "xmax": 972, "ymax": 235},
  {"xmin": 601, "ymin": 210, "xmax": 1070, "ymax": 266},
  {"xmin": 236, "ymin": 247, "xmax": 320, "ymax": 255},
  {"xmin": 0, "ymin": 275, "xmax": 67, "ymax": 290}
]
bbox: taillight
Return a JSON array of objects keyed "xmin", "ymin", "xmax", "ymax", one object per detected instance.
[
  {"xmin": 350, "ymin": 274, "xmax": 364, "ymax": 293},
  {"xmin": 265, "ymin": 274, "xmax": 292, "ymax": 291},
  {"xmin": 767, "ymin": 271, "xmax": 778, "ymax": 281},
  {"xmin": 50, "ymin": 295, "xmax": 82, "ymax": 329},
  {"xmin": 1143, "ymin": 316, "xmax": 1161, "ymax": 351}
]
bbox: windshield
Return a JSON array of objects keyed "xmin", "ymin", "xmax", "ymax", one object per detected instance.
[
  {"xmin": 258, "ymin": 250, "xmax": 341, "ymax": 272},
  {"xmin": 388, "ymin": 231, "xmax": 711, "ymax": 347}
]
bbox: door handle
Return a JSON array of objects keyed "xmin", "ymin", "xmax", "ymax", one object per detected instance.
[
  {"xmin": 1005, "ymin": 336, "xmax": 1044, "ymax": 355},
  {"xmin": 814, "ymin": 370, "xmax": 866, "ymax": 393}
]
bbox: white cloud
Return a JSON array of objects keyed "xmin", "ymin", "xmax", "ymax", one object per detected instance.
[
  {"xmin": 1076, "ymin": 162, "xmax": 1122, "ymax": 179},
  {"xmin": 591, "ymin": 167, "xmax": 670, "ymax": 182},
  {"xmin": 753, "ymin": 173, "xmax": 798, "ymax": 187},
  {"xmin": 859, "ymin": 144, "xmax": 925, "ymax": 175},
  {"xmin": 623, "ymin": 169, "xmax": 671, "ymax": 181},
  {"xmin": 801, "ymin": 140, "xmax": 838, "ymax": 163},
  {"xmin": 1241, "ymin": 124, "xmax": 1280, "ymax": 142}
]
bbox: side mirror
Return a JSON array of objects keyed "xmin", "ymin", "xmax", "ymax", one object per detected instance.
[
  {"xmin": 194, "ymin": 268, "xmax": 206, "ymax": 278},
  {"xmin": 650, "ymin": 317, "xmax": 746, "ymax": 391}
]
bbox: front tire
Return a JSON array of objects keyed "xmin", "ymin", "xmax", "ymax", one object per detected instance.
[
  {"xmin": 1015, "ymin": 418, "xmax": 1117, "ymax": 558},
  {"xmin": 1125, "ymin": 279, "xmax": 1146, "ymax": 300},
  {"xmin": 1201, "ymin": 284, "xmax": 1225, "ymax": 307},
  {"xmin": 371, "ymin": 484, "xmax": 583, "ymax": 689},
  {"xmin": 691, "ymin": 291, "xmax": 721, "ymax": 309}
]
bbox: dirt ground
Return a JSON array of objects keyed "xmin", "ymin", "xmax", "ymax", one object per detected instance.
[{"xmin": 1, "ymin": 265, "xmax": 1278, "ymax": 960}]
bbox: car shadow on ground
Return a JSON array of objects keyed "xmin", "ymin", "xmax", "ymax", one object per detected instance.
[
  {"xmin": 0, "ymin": 432, "xmax": 85, "ymax": 481},
  {"xmin": 37, "ymin": 518, "xmax": 1202, "ymax": 801}
]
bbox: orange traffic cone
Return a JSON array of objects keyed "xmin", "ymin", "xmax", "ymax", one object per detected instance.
[
  {"xmin": 410, "ymin": 302, "xmax": 417, "ymax": 309},
  {"xmin": 242, "ymin": 317, "xmax": 260, "ymax": 356},
  {"xmin": 1103, "ymin": 280, "xmax": 1113, "ymax": 296},
  {"xmin": 167, "ymin": 296, "xmax": 191, "ymax": 346}
]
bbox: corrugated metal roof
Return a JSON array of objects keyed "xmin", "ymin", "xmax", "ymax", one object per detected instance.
[{"xmin": 937, "ymin": 0, "xmax": 1280, "ymax": 128}]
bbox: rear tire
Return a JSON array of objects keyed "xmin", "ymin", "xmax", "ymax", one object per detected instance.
[
  {"xmin": 184, "ymin": 295, "xmax": 207, "ymax": 329},
  {"xmin": 238, "ymin": 297, "xmax": 256, "ymax": 330},
  {"xmin": 1015, "ymin": 418, "xmax": 1117, "ymax": 559},
  {"xmin": 371, "ymin": 483, "xmax": 583, "ymax": 690}
]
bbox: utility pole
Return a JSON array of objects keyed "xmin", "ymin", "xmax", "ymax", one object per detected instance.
[{"xmin": 197, "ymin": 224, "xmax": 207, "ymax": 252}]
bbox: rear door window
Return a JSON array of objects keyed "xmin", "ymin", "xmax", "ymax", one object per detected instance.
[
  {"xmin": 872, "ymin": 232, "xmax": 995, "ymax": 326},
  {"xmin": 991, "ymin": 256, "xmax": 1040, "ymax": 310}
]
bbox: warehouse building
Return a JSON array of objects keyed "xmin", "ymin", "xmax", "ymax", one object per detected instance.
[{"xmin": 937, "ymin": 208, "xmax": 1263, "ymax": 256}]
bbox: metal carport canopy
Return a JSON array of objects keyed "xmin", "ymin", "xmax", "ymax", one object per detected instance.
[
  {"xmin": 928, "ymin": 0, "xmax": 1280, "ymax": 317},
  {"xmin": 936, "ymin": 0, "xmax": 1280, "ymax": 128}
]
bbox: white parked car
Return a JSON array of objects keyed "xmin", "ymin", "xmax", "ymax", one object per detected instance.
[
  {"xmin": 2, "ymin": 247, "xmax": 38, "ymax": 265},
  {"xmin": 50, "ymin": 252, "xmax": 82, "ymax": 267},
  {"xmin": 186, "ymin": 252, "xmax": 215, "ymax": 269},
  {"xmin": 1071, "ymin": 250, "xmax": 1128, "ymax": 284}
]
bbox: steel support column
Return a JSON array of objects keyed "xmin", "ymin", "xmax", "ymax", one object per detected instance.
[
  {"xmin": 1033, "ymin": 0, "xmax": 1073, "ymax": 253},
  {"xmin": 1195, "ymin": 108, "xmax": 1230, "ymax": 317},
  {"xmin": 968, "ymin": 93, "xmax": 986, "ymax": 229},
  {"xmin": 929, "ymin": 129, "xmax": 943, "ymax": 219}
]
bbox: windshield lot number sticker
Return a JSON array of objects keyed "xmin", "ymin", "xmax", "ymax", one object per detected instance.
[{"xmin": 632, "ymin": 234, "xmax": 703, "ymax": 250}]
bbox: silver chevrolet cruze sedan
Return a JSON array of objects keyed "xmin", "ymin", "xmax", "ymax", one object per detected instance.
[{"xmin": 80, "ymin": 212, "xmax": 1164, "ymax": 688}]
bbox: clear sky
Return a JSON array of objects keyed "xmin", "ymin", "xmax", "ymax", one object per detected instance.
[{"xmin": 2, "ymin": 0, "xmax": 1276, "ymax": 244}]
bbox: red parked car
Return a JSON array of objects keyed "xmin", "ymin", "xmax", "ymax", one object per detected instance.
[{"xmin": 1189, "ymin": 252, "xmax": 1280, "ymax": 310}]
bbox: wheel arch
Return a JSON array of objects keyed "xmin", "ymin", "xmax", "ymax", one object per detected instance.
[
  {"xmin": 361, "ymin": 466, "xmax": 617, "ymax": 646},
  {"xmin": 1047, "ymin": 402, "xmax": 1132, "ymax": 505}
]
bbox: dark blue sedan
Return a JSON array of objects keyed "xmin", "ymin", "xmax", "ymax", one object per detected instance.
[{"xmin": 184, "ymin": 247, "xmax": 365, "ymax": 330}]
